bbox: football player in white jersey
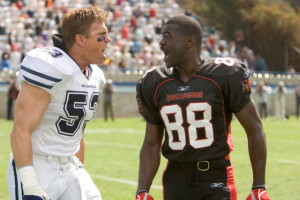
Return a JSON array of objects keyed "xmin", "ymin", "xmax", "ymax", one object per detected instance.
[{"xmin": 7, "ymin": 6, "xmax": 111, "ymax": 200}]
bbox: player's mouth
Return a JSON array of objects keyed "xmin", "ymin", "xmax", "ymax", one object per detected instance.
[
  {"xmin": 161, "ymin": 48, "xmax": 169, "ymax": 62},
  {"xmin": 102, "ymin": 46, "xmax": 107, "ymax": 58}
]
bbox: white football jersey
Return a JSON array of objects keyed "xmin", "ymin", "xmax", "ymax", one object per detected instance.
[{"xmin": 18, "ymin": 47, "xmax": 106, "ymax": 157}]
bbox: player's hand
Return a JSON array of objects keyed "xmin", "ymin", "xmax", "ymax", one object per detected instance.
[
  {"xmin": 246, "ymin": 188, "xmax": 270, "ymax": 200},
  {"xmin": 22, "ymin": 184, "xmax": 50, "ymax": 200},
  {"xmin": 23, "ymin": 195, "xmax": 49, "ymax": 200},
  {"xmin": 18, "ymin": 166, "xmax": 50, "ymax": 200},
  {"xmin": 136, "ymin": 191, "xmax": 154, "ymax": 200}
]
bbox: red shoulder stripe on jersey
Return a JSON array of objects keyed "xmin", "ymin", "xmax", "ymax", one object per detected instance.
[
  {"xmin": 193, "ymin": 75, "xmax": 228, "ymax": 136},
  {"xmin": 154, "ymin": 78, "xmax": 175, "ymax": 106}
]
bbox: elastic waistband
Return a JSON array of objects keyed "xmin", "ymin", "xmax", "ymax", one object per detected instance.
[
  {"xmin": 33, "ymin": 153, "xmax": 73, "ymax": 164},
  {"xmin": 169, "ymin": 159, "xmax": 231, "ymax": 171}
]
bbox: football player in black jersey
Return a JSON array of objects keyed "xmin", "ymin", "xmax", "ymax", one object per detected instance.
[{"xmin": 135, "ymin": 15, "xmax": 270, "ymax": 200}]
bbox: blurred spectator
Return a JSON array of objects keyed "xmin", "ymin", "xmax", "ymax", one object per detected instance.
[
  {"xmin": 117, "ymin": 0, "xmax": 126, "ymax": 6},
  {"xmin": 149, "ymin": 1, "xmax": 158, "ymax": 18},
  {"xmin": 228, "ymin": 41, "xmax": 237, "ymax": 57},
  {"xmin": 9, "ymin": 43, "xmax": 22, "ymax": 70},
  {"xmin": 1, "ymin": 51, "xmax": 10, "ymax": 70},
  {"xmin": 122, "ymin": 1, "xmax": 132, "ymax": 18},
  {"xmin": 0, "ymin": 19, "xmax": 6, "ymax": 34},
  {"xmin": 103, "ymin": 79, "xmax": 115, "ymax": 121},
  {"xmin": 119, "ymin": 48, "xmax": 131, "ymax": 71},
  {"xmin": 121, "ymin": 23, "xmax": 130, "ymax": 39},
  {"xmin": 287, "ymin": 65, "xmax": 296, "ymax": 75},
  {"xmin": 295, "ymin": 81, "xmax": 300, "ymax": 119},
  {"xmin": 275, "ymin": 81, "xmax": 287, "ymax": 120},
  {"xmin": 142, "ymin": 46, "xmax": 152, "ymax": 68},
  {"xmin": 255, "ymin": 81, "xmax": 272, "ymax": 119},
  {"xmin": 254, "ymin": 54, "xmax": 268, "ymax": 72},
  {"xmin": 235, "ymin": 30, "xmax": 245, "ymax": 46},
  {"xmin": 111, "ymin": 46, "xmax": 122, "ymax": 67},
  {"xmin": 247, "ymin": 53, "xmax": 256, "ymax": 72},
  {"xmin": 6, "ymin": 75, "xmax": 19, "ymax": 120},
  {"xmin": 15, "ymin": 0, "xmax": 25, "ymax": 10}
]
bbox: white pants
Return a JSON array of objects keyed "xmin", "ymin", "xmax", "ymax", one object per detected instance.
[{"xmin": 7, "ymin": 153, "xmax": 101, "ymax": 200}]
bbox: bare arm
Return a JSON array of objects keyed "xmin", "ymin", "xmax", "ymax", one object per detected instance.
[
  {"xmin": 10, "ymin": 82, "xmax": 50, "ymax": 168},
  {"xmin": 235, "ymin": 100, "xmax": 267, "ymax": 186},
  {"xmin": 137, "ymin": 122, "xmax": 164, "ymax": 193}
]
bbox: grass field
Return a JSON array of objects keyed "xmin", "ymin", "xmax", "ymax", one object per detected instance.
[{"xmin": 0, "ymin": 117, "xmax": 299, "ymax": 200}]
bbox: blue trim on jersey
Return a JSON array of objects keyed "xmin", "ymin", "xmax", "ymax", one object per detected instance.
[
  {"xmin": 23, "ymin": 75, "xmax": 53, "ymax": 89},
  {"xmin": 20, "ymin": 65, "xmax": 62, "ymax": 82},
  {"xmin": 12, "ymin": 159, "xmax": 21, "ymax": 200}
]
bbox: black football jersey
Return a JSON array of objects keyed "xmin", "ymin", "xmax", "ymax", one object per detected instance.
[{"xmin": 136, "ymin": 57, "xmax": 252, "ymax": 162}]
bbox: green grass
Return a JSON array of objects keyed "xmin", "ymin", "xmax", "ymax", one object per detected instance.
[{"xmin": 1, "ymin": 117, "xmax": 300, "ymax": 200}]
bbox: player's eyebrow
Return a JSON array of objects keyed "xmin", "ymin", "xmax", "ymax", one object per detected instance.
[
  {"xmin": 162, "ymin": 31, "xmax": 172, "ymax": 37},
  {"xmin": 98, "ymin": 30, "xmax": 107, "ymax": 35}
]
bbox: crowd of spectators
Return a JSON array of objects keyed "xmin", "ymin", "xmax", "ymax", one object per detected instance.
[
  {"xmin": 0, "ymin": 0, "xmax": 276, "ymax": 74},
  {"xmin": 0, "ymin": 0, "xmax": 179, "ymax": 72},
  {"xmin": 1, "ymin": 0, "xmax": 299, "ymax": 120}
]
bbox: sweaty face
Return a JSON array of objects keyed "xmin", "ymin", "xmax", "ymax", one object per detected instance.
[
  {"xmin": 83, "ymin": 21, "xmax": 111, "ymax": 65},
  {"xmin": 159, "ymin": 24, "xmax": 187, "ymax": 68}
]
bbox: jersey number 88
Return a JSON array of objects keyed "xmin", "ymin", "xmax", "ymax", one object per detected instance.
[{"xmin": 160, "ymin": 102, "xmax": 213, "ymax": 150}]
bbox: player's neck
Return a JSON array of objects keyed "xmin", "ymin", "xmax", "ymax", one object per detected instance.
[
  {"xmin": 82, "ymin": 67, "xmax": 89, "ymax": 78},
  {"xmin": 68, "ymin": 46, "xmax": 88, "ymax": 72},
  {"xmin": 177, "ymin": 57, "xmax": 204, "ymax": 82}
]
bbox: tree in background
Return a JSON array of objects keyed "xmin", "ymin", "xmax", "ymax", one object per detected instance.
[
  {"xmin": 176, "ymin": 0, "xmax": 300, "ymax": 72},
  {"xmin": 238, "ymin": 0, "xmax": 300, "ymax": 71}
]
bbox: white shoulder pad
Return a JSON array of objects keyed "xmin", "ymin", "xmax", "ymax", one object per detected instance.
[
  {"xmin": 18, "ymin": 47, "xmax": 76, "ymax": 91},
  {"xmin": 90, "ymin": 64, "xmax": 106, "ymax": 90}
]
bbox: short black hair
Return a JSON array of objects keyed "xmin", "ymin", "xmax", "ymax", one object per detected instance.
[{"xmin": 166, "ymin": 15, "xmax": 202, "ymax": 46}]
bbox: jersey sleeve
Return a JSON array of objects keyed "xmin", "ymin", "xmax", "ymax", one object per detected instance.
[
  {"xmin": 17, "ymin": 48, "xmax": 67, "ymax": 94},
  {"xmin": 224, "ymin": 61, "xmax": 252, "ymax": 113},
  {"xmin": 136, "ymin": 72, "xmax": 163, "ymax": 125}
]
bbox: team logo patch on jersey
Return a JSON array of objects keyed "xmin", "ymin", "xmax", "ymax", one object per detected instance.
[
  {"xmin": 178, "ymin": 86, "xmax": 190, "ymax": 92},
  {"xmin": 167, "ymin": 92, "xmax": 203, "ymax": 102},
  {"xmin": 136, "ymin": 97, "xmax": 143, "ymax": 112},
  {"xmin": 222, "ymin": 186, "xmax": 230, "ymax": 193},
  {"xmin": 241, "ymin": 79, "xmax": 251, "ymax": 93},
  {"xmin": 48, "ymin": 49, "xmax": 63, "ymax": 58},
  {"xmin": 244, "ymin": 71, "xmax": 251, "ymax": 78},
  {"xmin": 211, "ymin": 182, "xmax": 224, "ymax": 188}
]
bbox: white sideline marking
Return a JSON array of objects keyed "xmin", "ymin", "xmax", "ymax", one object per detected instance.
[
  {"xmin": 91, "ymin": 174, "xmax": 162, "ymax": 190},
  {"xmin": 86, "ymin": 141, "xmax": 140, "ymax": 149},
  {"xmin": 233, "ymin": 137, "xmax": 300, "ymax": 145},
  {"xmin": 270, "ymin": 159, "xmax": 300, "ymax": 165},
  {"xmin": 85, "ymin": 128, "xmax": 144, "ymax": 134}
]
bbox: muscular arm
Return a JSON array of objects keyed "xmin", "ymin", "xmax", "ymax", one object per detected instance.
[
  {"xmin": 137, "ymin": 122, "xmax": 164, "ymax": 193},
  {"xmin": 235, "ymin": 100, "xmax": 267, "ymax": 186},
  {"xmin": 10, "ymin": 82, "xmax": 50, "ymax": 168}
]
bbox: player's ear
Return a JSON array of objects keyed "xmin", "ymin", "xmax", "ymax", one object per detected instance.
[
  {"xmin": 185, "ymin": 36, "xmax": 195, "ymax": 49},
  {"xmin": 75, "ymin": 34, "xmax": 85, "ymax": 47}
]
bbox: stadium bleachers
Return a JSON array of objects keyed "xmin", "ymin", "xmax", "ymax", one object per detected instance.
[{"xmin": 0, "ymin": 0, "xmax": 299, "ymax": 118}]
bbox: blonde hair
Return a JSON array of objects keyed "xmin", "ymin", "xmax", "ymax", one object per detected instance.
[{"xmin": 61, "ymin": 6, "xmax": 109, "ymax": 49}]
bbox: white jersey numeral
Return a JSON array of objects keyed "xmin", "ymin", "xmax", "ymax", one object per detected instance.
[
  {"xmin": 214, "ymin": 57, "xmax": 235, "ymax": 66},
  {"xmin": 160, "ymin": 103, "xmax": 214, "ymax": 150}
]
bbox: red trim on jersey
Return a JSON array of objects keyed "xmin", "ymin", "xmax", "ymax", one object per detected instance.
[
  {"xmin": 193, "ymin": 75, "xmax": 228, "ymax": 136},
  {"xmin": 227, "ymin": 124, "xmax": 235, "ymax": 151},
  {"xmin": 154, "ymin": 78, "xmax": 175, "ymax": 106},
  {"xmin": 225, "ymin": 154, "xmax": 237, "ymax": 200}
]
